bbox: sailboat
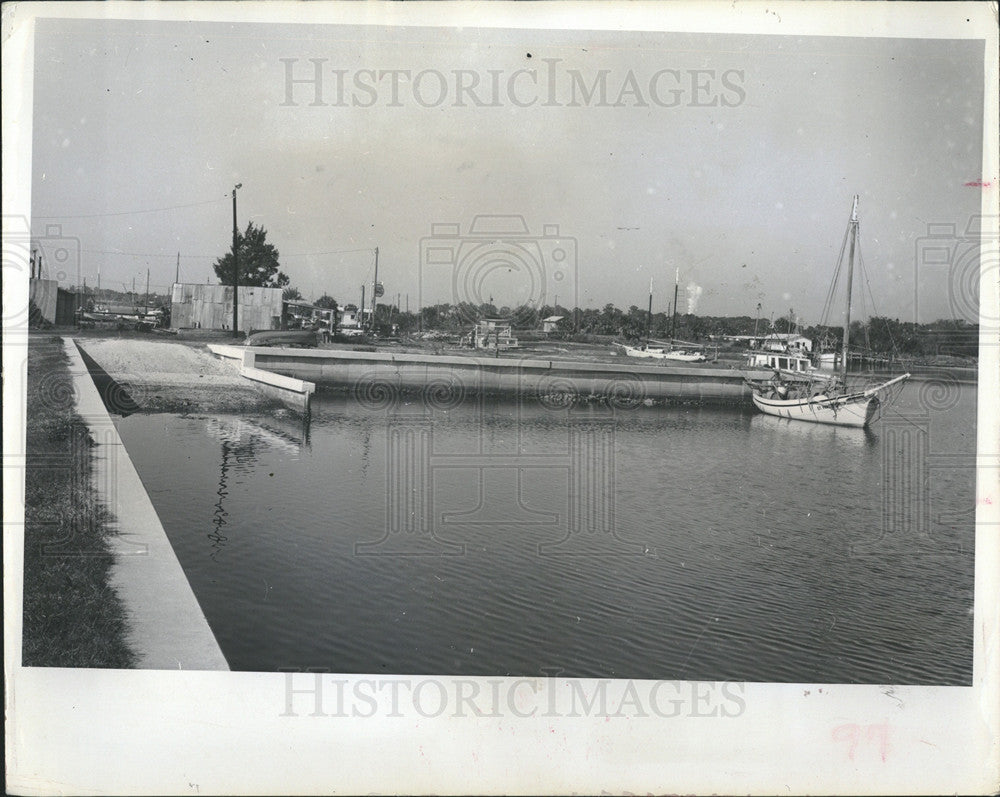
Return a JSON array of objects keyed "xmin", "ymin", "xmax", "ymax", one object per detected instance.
[
  {"xmin": 620, "ymin": 273, "xmax": 708, "ymax": 362},
  {"xmin": 745, "ymin": 196, "xmax": 909, "ymax": 428}
]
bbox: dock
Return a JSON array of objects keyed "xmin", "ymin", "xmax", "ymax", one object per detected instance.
[{"xmin": 208, "ymin": 344, "xmax": 770, "ymax": 406}]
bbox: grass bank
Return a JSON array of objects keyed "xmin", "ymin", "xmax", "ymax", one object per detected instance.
[{"xmin": 22, "ymin": 335, "xmax": 135, "ymax": 668}]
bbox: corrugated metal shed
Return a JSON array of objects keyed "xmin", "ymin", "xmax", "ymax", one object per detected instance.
[
  {"xmin": 171, "ymin": 283, "xmax": 283, "ymax": 333},
  {"xmin": 29, "ymin": 279, "xmax": 59, "ymax": 323}
]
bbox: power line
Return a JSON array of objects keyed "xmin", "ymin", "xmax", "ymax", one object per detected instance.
[
  {"xmin": 82, "ymin": 249, "xmax": 216, "ymax": 259},
  {"xmin": 284, "ymin": 247, "xmax": 376, "ymax": 258},
  {"xmin": 81, "ymin": 245, "xmax": 377, "ymax": 260},
  {"xmin": 34, "ymin": 197, "xmax": 227, "ymax": 220}
]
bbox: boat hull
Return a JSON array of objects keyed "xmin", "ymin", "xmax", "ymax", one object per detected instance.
[
  {"xmin": 750, "ymin": 392, "xmax": 879, "ymax": 428},
  {"xmin": 623, "ymin": 345, "xmax": 706, "ymax": 362}
]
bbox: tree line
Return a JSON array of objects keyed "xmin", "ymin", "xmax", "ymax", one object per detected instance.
[{"xmin": 214, "ymin": 223, "xmax": 977, "ymax": 357}]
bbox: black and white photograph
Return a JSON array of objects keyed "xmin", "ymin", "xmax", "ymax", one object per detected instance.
[{"xmin": 4, "ymin": 2, "xmax": 998, "ymax": 794}]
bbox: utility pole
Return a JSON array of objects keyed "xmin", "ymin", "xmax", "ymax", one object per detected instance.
[
  {"xmin": 405, "ymin": 293, "xmax": 409, "ymax": 314},
  {"xmin": 145, "ymin": 268, "xmax": 150, "ymax": 313},
  {"xmin": 371, "ymin": 246, "xmax": 379, "ymax": 333},
  {"xmin": 175, "ymin": 252, "xmax": 180, "ymax": 286},
  {"xmin": 232, "ymin": 183, "xmax": 242, "ymax": 338},
  {"xmin": 361, "ymin": 285, "xmax": 366, "ymax": 330}
]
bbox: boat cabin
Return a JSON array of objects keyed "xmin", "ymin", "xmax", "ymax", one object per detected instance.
[{"xmin": 746, "ymin": 350, "xmax": 814, "ymax": 374}]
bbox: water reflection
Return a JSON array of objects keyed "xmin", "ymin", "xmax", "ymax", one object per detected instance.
[
  {"xmin": 748, "ymin": 412, "xmax": 879, "ymax": 449},
  {"xmin": 209, "ymin": 438, "xmax": 231, "ymax": 561},
  {"xmin": 202, "ymin": 416, "xmax": 308, "ymax": 560},
  {"xmin": 116, "ymin": 381, "xmax": 976, "ymax": 683}
]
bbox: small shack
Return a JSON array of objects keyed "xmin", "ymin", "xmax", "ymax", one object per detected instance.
[
  {"xmin": 28, "ymin": 278, "xmax": 79, "ymax": 325},
  {"xmin": 171, "ymin": 283, "xmax": 283, "ymax": 333},
  {"xmin": 761, "ymin": 333, "xmax": 812, "ymax": 353},
  {"xmin": 541, "ymin": 315, "xmax": 564, "ymax": 334}
]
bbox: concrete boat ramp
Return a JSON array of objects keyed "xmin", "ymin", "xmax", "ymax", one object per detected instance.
[{"xmin": 208, "ymin": 343, "xmax": 767, "ymax": 408}]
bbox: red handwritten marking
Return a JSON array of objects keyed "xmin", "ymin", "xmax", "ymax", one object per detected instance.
[
  {"xmin": 832, "ymin": 723, "xmax": 890, "ymax": 762},
  {"xmin": 965, "ymin": 180, "xmax": 992, "ymax": 187},
  {"xmin": 832, "ymin": 724, "xmax": 861, "ymax": 760},
  {"xmin": 867, "ymin": 723, "xmax": 890, "ymax": 762}
]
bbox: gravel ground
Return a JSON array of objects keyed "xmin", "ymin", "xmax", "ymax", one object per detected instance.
[{"xmin": 73, "ymin": 337, "xmax": 279, "ymax": 413}]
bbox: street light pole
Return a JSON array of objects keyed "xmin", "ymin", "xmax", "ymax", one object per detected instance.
[
  {"xmin": 232, "ymin": 183, "xmax": 242, "ymax": 338},
  {"xmin": 371, "ymin": 246, "xmax": 379, "ymax": 333}
]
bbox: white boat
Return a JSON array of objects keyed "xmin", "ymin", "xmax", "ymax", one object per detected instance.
[
  {"xmin": 661, "ymin": 349, "xmax": 707, "ymax": 362},
  {"xmin": 623, "ymin": 343, "xmax": 666, "ymax": 359},
  {"xmin": 745, "ymin": 196, "xmax": 909, "ymax": 428},
  {"xmin": 816, "ymin": 351, "xmax": 838, "ymax": 371},
  {"xmin": 622, "ymin": 343, "xmax": 707, "ymax": 362},
  {"xmin": 749, "ymin": 373, "xmax": 909, "ymax": 427}
]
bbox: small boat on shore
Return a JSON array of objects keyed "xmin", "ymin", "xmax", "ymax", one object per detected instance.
[
  {"xmin": 244, "ymin": 329, "xmax": 318, "ymax": 348},
  {"xmin": 622, "ymin": 343, "xmax": 707, "ymax": 362},
  {"xmin": 745, "ymin": 196, "xmax": 909, "ymax": 428}
]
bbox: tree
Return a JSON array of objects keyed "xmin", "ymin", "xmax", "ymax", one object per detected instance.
[
  {"xmin": 213, "ymin": 221, "xmax": 289, "ymax": 288},
  {"xmin": 283, "ymin": 286, "xmax": 302, "ymax": 301}
]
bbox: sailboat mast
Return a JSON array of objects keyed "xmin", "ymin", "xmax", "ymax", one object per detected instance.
[
  {"xmin": 645, "ymin": 278, "xmax": 653, "ymax": 346},
  {"xmin": 671, "ymin": 268, "xmax": 679, "ymax": 340},
  {"xmin": 840, "ymin": 195, "xmax": 859, "ymax": 383}
]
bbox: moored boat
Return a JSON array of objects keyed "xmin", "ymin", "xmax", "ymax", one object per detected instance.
[
  {"xmin": 745, "ymin": 196, "xmax": 909, "ymax": 428},
  {"xmin": 623, "ymin": 343, "xmax": 707, "ymax": 362}
]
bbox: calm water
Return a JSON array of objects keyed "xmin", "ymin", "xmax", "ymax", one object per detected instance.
[{"xmin": 116, "ymin": 381, "xmax": 976, "ymax": 683}]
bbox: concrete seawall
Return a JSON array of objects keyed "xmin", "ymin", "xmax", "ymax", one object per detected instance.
[
  {"xmin": 208, "ymin": 344, "xmax": 768, "ymax": 404},
  {"xmin": 239, "ymin": 365, "xmax": 315, "ymax": 412},
  {"xmin": 65, "ymin": 338, "xmax": 229, "ymax": 670}
]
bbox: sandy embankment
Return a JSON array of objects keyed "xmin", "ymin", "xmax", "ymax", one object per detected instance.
[{"xmin": 74, "ymin": 338, "xmax": 279, "ymax": 413}]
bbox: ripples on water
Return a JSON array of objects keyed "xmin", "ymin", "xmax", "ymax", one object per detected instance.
[{"xmin": 116, "ymin": 381, "xmax": 976, "ymax": 684}]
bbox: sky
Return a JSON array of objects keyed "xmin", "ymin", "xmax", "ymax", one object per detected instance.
[{"xmin": 29, "ymin": 18, "xmax": 988, "ymax": 324}]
